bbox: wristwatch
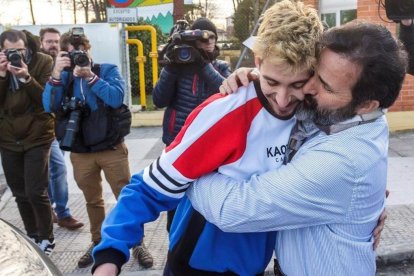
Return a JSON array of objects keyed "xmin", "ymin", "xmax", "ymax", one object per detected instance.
[{"xmin": 19, "ymin": 75, "xmax": 32, "ymax": 83}]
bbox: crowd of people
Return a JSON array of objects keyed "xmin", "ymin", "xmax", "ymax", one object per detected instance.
[{"xmin": 0, "ymin": 0, "xmax": 412, "ymax": 274}]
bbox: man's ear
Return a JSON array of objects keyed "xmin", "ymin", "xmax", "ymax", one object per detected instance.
[{"xmin": 356, "ymin": 100, "xmax": 380, "ymax": 115}]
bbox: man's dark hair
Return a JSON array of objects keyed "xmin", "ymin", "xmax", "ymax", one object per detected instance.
[
  {"xmin": 319, "ymin": 20, "xmax": 408, "ymax": 109},
  {"xmin": 39, "ymin": 27, "xmax": 60, "ymax": 42},
  {"xmin": 60, "ymin": 30, "xmax": 91, "ymax": 52},
  {"xmin": 0, "ymin": 29, "xmax": 27, "ymax": 48}
]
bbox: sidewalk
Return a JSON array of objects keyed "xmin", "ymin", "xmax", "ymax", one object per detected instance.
[{"xmin": 0, "ymin": 126, "xmax": 414, "ymax": 275}]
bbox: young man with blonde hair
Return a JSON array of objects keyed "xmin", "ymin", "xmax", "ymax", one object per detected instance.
[{"xmin": 93, "ymin": 1, "xmax": 323, "ymax": 275}]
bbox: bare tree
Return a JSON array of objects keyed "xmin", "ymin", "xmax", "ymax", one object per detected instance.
[
  {"xmin": 184, "ymin": 0, "xmax": 218, "ymax": 23},
  {"xmin": 29, "ymin": 0, "xmax": 36, "ymax": 25}
]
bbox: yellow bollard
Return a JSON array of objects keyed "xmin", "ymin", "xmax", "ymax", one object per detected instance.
[
  {"xmin": 127, "ymin": 39, "xmax": 147, "ymax": 110},
  {"xmin": 125, "ymin": 25, "xmax": 158, "ymax": 88}
]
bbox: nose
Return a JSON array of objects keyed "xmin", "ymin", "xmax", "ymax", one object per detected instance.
[
  {"xmin": 303, "ymin": 74, "xmax": 317, "ymax": 96},
  {"xmin": 275, "ymin": 87, "xmax": 290, "ymax": 108}
]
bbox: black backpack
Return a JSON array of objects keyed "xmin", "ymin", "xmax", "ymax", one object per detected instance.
[{"xmin": 56, "ymin": 64, "xmax": 132, "ymax": 152}]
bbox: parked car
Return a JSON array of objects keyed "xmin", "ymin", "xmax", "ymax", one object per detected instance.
[{"xmin": 0, "ymin": 218, "xmax": 62, "ymax": 276}]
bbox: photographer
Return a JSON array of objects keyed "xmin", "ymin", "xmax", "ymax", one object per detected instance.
[
  {"xmin": 0, "ymin": 29, "xmax": 55, "ymax": 255},
  {"xmin": 153, "ymin": 17, "xmax": 231, "ymax": 233},
  {"xmin": 42, "ymin": 29, "xmax": 153, "ymax": 269},
  {"xmin": 39, "ymin": 27, "xmax": 84, "ymax": 231}
]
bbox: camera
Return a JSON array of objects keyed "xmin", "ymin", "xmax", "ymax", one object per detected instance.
[
  {"xmin": 60, "ymin": 97, "xmax": 85, "ymax": 151},
  {"xmin": 5, "ymin": 48, "xmax": 23, "ymax": 68},
  {"xmin": 162, "ymin": 20, "xmax": 212, "ymax": 64},
  {"xmin": 64, "ymin": 27, "xmax": 90, "ymax": 71},
  {"xmin": 385, "ymin": 0, "xmax": 414, "ymax": 21}
]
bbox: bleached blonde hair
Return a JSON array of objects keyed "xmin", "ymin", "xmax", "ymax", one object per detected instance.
[{"xmin": 252, "ymin": 0, "xmax": 323, "ymax": 73}]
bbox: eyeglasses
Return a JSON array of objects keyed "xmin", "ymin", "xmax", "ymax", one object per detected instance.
[{"xmin": 44, "ymin": 40, "xmax": 59, "ymax": 44}]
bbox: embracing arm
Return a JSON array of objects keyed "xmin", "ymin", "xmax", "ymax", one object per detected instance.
[
  {"xmin": 187, "ymin": 147, "xmax": 384, "ymax": 232},
  {"xmin": 92, "ymin": 171, "xmax": 181, "ymax": 274}
]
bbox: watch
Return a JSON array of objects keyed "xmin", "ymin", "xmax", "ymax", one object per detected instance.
[{"xmin": 19, "ymin": 75, "xmax": 32, "ymax": 83}]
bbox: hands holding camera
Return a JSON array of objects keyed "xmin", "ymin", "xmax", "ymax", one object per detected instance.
[
  {"xmin": 0, "ymin": 50, "xmax": 30, "ymax": 80},
  {"xmin": 52, "ymin": 51, "xmax": 93, "ymax": 80}
]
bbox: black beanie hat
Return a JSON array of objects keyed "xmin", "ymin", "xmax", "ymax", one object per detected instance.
[{"xmin": 191, "ymin": 17, "xmax": 217, "ymax": 37}]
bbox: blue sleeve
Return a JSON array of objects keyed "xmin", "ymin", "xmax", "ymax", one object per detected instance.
[
  {"xmin": 42, "ymin": 75, "xmax": 68, "ymax": 112},
  {"xmin": 152, "ymin": 66, "xmax": 178, "ymax": 108},
  {"xmin": 90, "ymin": 64, "xmax": 125, "ymax": 108},
  {"xmin": 92, "ymin": 171, "xmax": 181, "ymax": 269},
  {"xmin": 199, "ymin": 62, "xmax": 231, "ymax": 93}
]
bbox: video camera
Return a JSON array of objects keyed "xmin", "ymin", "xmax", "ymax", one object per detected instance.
[
  {"xmin": 162, "ymin": 20, "xmax": 212, "ymax": 64},
  {"xmin": 385, "ymin": 0, "xmax": 414, "ymax": 22},
  {"xmin": 64, "ymin": 27, "xmax": 90, "ymax": 71},
  {"xmin": 4, "ymin": 48, "xmax": 23, "ymax": 68}
]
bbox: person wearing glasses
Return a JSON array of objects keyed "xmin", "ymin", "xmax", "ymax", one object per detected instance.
[
  {"xmin": 39, "ymin": 27, "xmax": 84, "ymax": 231},
  {"xmin": 0, "ymin": 29, "xmax": 55, "ymax": 256}
]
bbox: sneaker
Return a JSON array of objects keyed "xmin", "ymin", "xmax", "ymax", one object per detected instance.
[
  {"xmin": 78, "ymin": 242, "xmax": 95, "ymax": 268},
  {"xmin": 58, "ymin": 216, "xmax": 84, "ymax": 230},
  {"xmin": 132, "ymin": 242, "xmax": 153, "ymax": 268},
  {"xmin": 38, "ymin": 239, "xmax": 55, "ymax": 256}
]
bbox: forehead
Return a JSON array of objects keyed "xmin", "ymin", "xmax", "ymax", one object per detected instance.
[
  {"xmin": 259, "ymin": 58, "xmax": 310, "ymax": 83},
  {"xmin": 317, "ymin": 49, "xmax": 361, "ymax": 91},
  {"xmin": 42, "ymin": 32, "xmax": 60, "ymax": 40},
  {"xmin": 3, "ymin": 39, "xmax": 25, "ymax": 49}
]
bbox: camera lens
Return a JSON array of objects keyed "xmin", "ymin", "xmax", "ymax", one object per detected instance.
[
  {"xmin": 73, "ymin": 53, "xmax": 90, "ymax": 67},
  {"xmin": 178, "ymin": 47, "xmax": 192, "ymax": 62},
  {"xmin": 7, "ymin": 52, "xmax": 22, "ymax": 67}
]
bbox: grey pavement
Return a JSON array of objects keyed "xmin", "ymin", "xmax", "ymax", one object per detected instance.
[{"xmin": 0, "ymin": 126, "xmax": 414, "ymax": 275}]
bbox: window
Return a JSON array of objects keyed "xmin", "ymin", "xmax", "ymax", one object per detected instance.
[
  {"xmin": 321, "ymin": 13, "xmax": 336, "ymax": 28},
  {"xmin": 340, "ymin": 9, "xmax": 357, "ymax": 25}
]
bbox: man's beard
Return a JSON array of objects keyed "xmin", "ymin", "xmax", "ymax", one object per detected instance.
[
  {"xmin": 46, "ymin": 48, "xmax": 58, "ymax": 58},
  {"xmin": 295, "ymin": 95, "xmax": 357, "ymax": 126}
]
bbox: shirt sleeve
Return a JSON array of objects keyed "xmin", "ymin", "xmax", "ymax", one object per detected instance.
[{"xmin": 187, "ymin": 145, "xmax": 359, "ymax": 233}]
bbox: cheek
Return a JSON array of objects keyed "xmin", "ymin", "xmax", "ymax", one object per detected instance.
[{"xmin": 290, "ymin": 88, "xmax": 305, "ymax": 100}]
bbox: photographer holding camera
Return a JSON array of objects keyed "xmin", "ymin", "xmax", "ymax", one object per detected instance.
[
  {"xmin": 153, "ymin": 17, "xmax": 231, "ymax": 233},
  {"xmin": 42, "ymin": 28, "xmax": 153, "ymax": 268},
  {"xmin": 0, "ymin": 29, "xmax": 55, "ymax": 255}
]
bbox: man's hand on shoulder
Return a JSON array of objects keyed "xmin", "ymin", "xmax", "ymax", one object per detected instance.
[
  {"xmin": 93, "ymin": 263, "xmax": 118, "ymax": 276},
  {"xmin": 219, "ymin": 67, "xmax": 259, "ymax": 95}
]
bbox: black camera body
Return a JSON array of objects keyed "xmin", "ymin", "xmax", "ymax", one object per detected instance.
[
  {"xmin": 5, "ymin": 48, "xmax": 23, "ymax": 68},
  {"xmin": 385, "ymin": 0, "xmax": 414, "ymax": 21},
  {"xmin": 162, "ymin": 20, "xmax": 211, "ymax": 64},
  {"xmin": 168, "ymin": 30, "xmax": 210, "ymax": 64},
  {"xmin": 65, "ymin": 50, "xmax": 90, "ymax": 70},
  {"xmin": 60, "ymin": 97, "xmax": 86, "ymax": 151},
  {"xmin": 64, "ymin": 27, "xmax": 90, "ymax": 71}
]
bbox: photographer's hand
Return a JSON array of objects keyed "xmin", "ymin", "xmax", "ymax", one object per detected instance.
[
  {"xmin": 7, "ymin": 61, "xmax": 30, "ymax": 79},
  {"xmin": 52, "ymin": 51, "xmax": 71, "ymax": 79},
  {"xmin": 0, "ymin": 52, "xmax": 8, "ymax": 78},
  {"xmin": 193, "ymin": 48, "xmax": 208, "ymax": 68},
  {"xmin": 73, "ymin": 65, "xmax": 94, "ymax": 80}
]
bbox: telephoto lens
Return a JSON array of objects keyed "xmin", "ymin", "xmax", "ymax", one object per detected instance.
[{"xmin": 60, "ymin": 110, "xmax": 81, "ymax": 151}]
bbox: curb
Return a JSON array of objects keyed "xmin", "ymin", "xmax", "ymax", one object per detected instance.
[{"xmin": 376, "ymin": 243, "xmax": 414, "ymax": 267}]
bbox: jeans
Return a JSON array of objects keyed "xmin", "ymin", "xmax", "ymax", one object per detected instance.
[{"xmin": 48, "ymin": 139, "xmax": 71, "ymax": 219}]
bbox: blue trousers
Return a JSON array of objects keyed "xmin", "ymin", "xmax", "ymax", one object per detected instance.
[{"xmin": 48, "ymin": 139, "xmax": 71, "ymax": 219}]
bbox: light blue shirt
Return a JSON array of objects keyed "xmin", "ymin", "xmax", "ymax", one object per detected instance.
[{"xmin": 187, "ymin": 116, "xmax": 388, "ymax": 275}]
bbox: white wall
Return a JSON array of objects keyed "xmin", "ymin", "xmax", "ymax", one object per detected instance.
[{"xmin": 11, "ymin": 23, "xmax": 124, "ymax": 72}]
